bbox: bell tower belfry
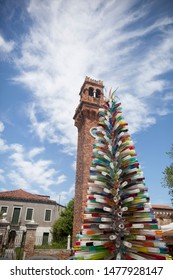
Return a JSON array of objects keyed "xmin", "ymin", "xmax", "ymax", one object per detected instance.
[{"xmin": 73, "ymin": 77, "xmax": 104, "ymax": 243}]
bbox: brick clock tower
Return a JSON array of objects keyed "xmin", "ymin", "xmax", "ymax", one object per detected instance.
[{"xmin": 73, "ymin": 77, "xmax": 104, "ymax": 244}]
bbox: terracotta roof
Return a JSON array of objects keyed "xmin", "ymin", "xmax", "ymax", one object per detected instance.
[
  {"xmin": 152, "ymin": 204, "xmax": 173, "ymax": 210},
  {"xmin": 0, "ymin": 189, "xmax": 57, "ymax": 204}
]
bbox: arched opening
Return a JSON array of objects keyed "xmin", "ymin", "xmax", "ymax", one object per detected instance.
[
  {"xmin": 8, "ymin": 230, "xmax": 16, "ymax": 248},
  {"xmin": 96, "ymin": 89, "xmax": 101, "ymax": 98},
  {"xmin": 89, "ymin": 87, "xmax": 94, "ymax": 97}
]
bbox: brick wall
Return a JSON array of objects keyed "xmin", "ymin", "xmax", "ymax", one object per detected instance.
[
  {"xmin": 73, "ymin": 113, "xmax": 98, "ymax": 244},
  {"xmin": 24, "ymin": 222, "xmax": 38, "ymax": 258},
  {"xmin": 72, "ymin": 77, "xmax": 104, "ymax": 245}
]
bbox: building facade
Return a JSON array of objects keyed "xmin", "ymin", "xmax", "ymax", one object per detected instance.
[
  {"xmin": 153, "ymin": 205, "xmax": 173, "ymax": 226},
  {"xmin": 153, "ymin": 205, "xmax": 173, "ymax": 255},
  {"xmin": 0, "ymin": 189, "xmax": 65, "ymax": 248}
]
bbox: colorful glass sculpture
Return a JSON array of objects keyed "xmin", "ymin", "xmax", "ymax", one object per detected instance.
[{"xmin": 73, "ymin": 91, "xmax": 168, "ymax": 260}]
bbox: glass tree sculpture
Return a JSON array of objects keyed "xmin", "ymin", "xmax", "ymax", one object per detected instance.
[{"xmin": 73, "ymin": 92, "xmax": 168, "ymax": 260}]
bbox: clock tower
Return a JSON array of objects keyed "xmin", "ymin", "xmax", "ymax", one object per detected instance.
[{"xmin": 73, "ymin": 77, "xmax": 104, "ymax": 243}]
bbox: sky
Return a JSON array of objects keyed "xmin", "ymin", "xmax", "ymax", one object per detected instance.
[{"xmin": 0, "ymin": 0, "xmax": 173, "ymax": 206}]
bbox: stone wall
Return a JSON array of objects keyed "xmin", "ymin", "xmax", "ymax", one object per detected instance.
[{"xmin": 31, "ymin": 249, "xmax": 71, "ymax": 260}]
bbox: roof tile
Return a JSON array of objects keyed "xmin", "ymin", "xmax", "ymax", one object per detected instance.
[
  {"xmin": 152, "ymin": 204, "xmax": 173, "ymax": 210},
  {"xmin": 0, "ymin": 189, "xmax": 56, "ymax": 204}
]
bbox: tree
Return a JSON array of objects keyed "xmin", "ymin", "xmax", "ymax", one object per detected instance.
[
  {"xmin": 162, "ymin": 144, "xmax": 173, "ymax": 205},
  {"xmin": 52, "ymin": 198, "xmax": 74, "ymax": 242}
]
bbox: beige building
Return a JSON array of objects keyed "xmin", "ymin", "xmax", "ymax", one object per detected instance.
[
  {"xmin": 153, "ymin": 205, "xmax": 173, "ymax": 226},
  {"xmin": 153, "ymin": 204, "xmax": 173, "ymax": 256},
  {"xmin": 0, "ymin": 189, "xmax": 65, "ymax": 248}
]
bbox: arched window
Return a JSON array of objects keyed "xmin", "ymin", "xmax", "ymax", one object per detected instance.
[
  {"xmin": 96, "ymin": 89, "xmax": 101, "ymax": 98},
  {"xmin": 89, "ymin": 87, "xmax": 94, "ymax": 97}
]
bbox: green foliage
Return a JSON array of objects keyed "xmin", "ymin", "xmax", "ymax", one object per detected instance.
[
  {"xmin": 35, "ymin": 240, "xmax": 67, "ymax": 250},
  {"xmin": 52, "ymin": 198, "xmax": 74, "ymax": 243},
  {"xmin": 162, "ymin": 144, "xmax": 173, "ymax": 205},
  {"xmin": 15, "ymin": 247, "xmax": 24, "ymax": 260}
]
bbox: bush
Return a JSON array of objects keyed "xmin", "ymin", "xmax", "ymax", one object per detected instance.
[
  {"xmin": 52, "ymin": 198, "xmax": 74, "ymax": 244},
  {"xmin": 15, "ymin": 247, "xmax": 24, "ymax": 260},
  {"xmin": 35, "ymin": 239, "xmax": 67, "ymax": 250}
]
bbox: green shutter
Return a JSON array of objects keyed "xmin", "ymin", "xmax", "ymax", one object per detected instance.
[
  {"xmin": 11, "ymin": 207, "xmax": 21, "ymax": 224},
  {"xmin": 26, "ymin": 208, "xmax": 33, "ymax": 220},
  {"xmin": 45, "ymin": 210, "xmax": 51, "ymax": 221}
]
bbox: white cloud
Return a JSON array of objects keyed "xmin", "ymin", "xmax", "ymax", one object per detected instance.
[
  {"xmin": 0, "ymin": 121, "xmax": 5, "ymax": 133},
  {"xmin": 156, "ymin": 108, "xmax": 172, "ymax": 116},
  {"xmin": 71, "ymin": 160, "xmax": 76, "ymax": 171},
  {"xmin": 56, "ymin": 174, "xmax": 67, "ymax": 185},
  {"xmin": 28, "ymin": 101, "xmax": 77, "ymax": 154},
  {"xmin": 0, "ymin": 122, "xmax": 10, "ymax": 152},
  {"xmin": 10, "ymin": 0, "xmax": 173, "ymax": 155},
  {"xmin": 0, "ymin": 34, "xmax": 15, "ymax": 53},
  {"xmin": 28, "ymin": 147, "xmax": 45, "ymax": 159},
  {"xmin": 134, "ymin": 30, "xmax": 173, "ymax": 97},
  {"xmin": 54, "ymin": 183, "xmax": 75, "ymax": 204},
  {"xmin": 8, "ymin": 171, "xmax": 30, "ymax": 189},
  {"xmin": 8, "ymin": 146, "xmax": 67, "ymax": 191},
  {"xmin": 121, "ymin": 94, "xmax": 156, "ymax": 134},
  {"xmin": 0, "ymin": 139, "xmax": 9, "ymax": 153},
  {"xmin": 0, "ymin": 119, "xmax": 66, "ymax": 193},
  {"xmin": 10, "ymin": 143, "xmax": 24, "ymax": 154},
  {"xmin": 0, "ymin": 169, "xmax": 5, "ymax": 183},
  {"xmin": 163, "ymin": 92, "xmax": 173, "ymax": 101}
]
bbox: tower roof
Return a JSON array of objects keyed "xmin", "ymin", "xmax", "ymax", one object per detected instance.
[
  {"xmin": 74, "ymin": 77, "xmax": 104, "ymax": 128},
  {"xmin": 79, "ymin": 76, "xmax": 104, "ymax": 96}
]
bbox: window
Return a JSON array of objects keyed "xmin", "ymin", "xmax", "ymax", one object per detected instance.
[
  {"xmin": 44, "ymin": 209, "xmax": 51, "ymax": 221},
  {"xmin": 26, "ymin": 208, "xmax": 33, "ymax": 221},
  {"xmin": 96, "ymin": 89, "xmax": 101, "ymax": 98},
  {"xmin": 0, "ymin": 206, "xmax": 8, "ymax": 214},
  {"xmin": 89, "ymin": 87, "xmax": 94, "ymax": 96},
  {"xmin": 11, "ymin": 207, "xmax": 21, "ymax": 225}
]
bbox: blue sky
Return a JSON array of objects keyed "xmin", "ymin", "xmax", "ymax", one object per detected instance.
[{"xmin": 0, "ymin": 0, "xmax": 173, "ymax": 206}]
